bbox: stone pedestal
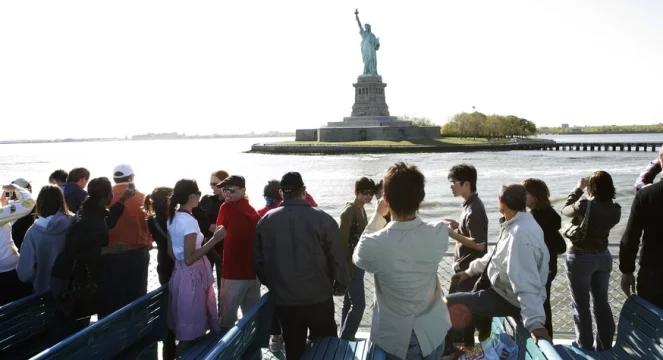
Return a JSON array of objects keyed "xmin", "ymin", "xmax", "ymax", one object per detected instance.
[
  {"xmin": 294, "ymin": 75, "xmax": 441, "ymax": 142},
  {"xmin": 351, "ymin": 75, "xmax": 390, "ymax": 117}
]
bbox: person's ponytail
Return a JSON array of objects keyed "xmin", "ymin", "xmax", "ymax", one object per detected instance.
[{"xmin": 168, "ymin": 193, "xmax": 179, "ymax": 224}]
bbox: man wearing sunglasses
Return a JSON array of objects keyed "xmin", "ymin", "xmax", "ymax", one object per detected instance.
[
  {"xmin": 215, "ymin": 175, "xmax": 261, "ymax": 331},
  {"xmin": 444, "ymin": 164, "xmax": 488, "ymax": 354}
]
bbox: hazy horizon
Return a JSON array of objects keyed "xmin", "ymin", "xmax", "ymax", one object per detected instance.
[{"xmin": 2, "ymin": 1, "xmax": 662, "ymax": 141}]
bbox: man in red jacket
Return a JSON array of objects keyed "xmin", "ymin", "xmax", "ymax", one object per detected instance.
[{"xmin": 216, "ymin": 175, "xmax": 261, "ymax": 330}]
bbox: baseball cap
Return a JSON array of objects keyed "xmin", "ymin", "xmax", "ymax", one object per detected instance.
[
  {"xmin": 113, "ymin": 164, "xmax": 134, "ymax": 178},
  {"xmin": 218, "ymin": 175, "xmax": 246, "ymax": 189},
  {"xmin": 11, "ymin": 178, "xmax": 31, "ymax": 189},
  {"xmin": 280, "ymin": 172, "xmax": 304, "ymax": 193}
]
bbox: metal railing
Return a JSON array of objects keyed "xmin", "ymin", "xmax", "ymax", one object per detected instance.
[{"xmin": 146, "ymin": 244, "xmax": 631, "ymax": 343}]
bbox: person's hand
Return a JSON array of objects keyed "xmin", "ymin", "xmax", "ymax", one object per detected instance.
[
  {"xmin": 376, "ymin": 198, "xmax": 390, "ymax": 218},
  {"xmin": 119, "ymin": 188, "xmax": 136, "ymax": 203},
  {"xmin": 451, "ymin": 272, "xmax": 470, "ymax": 285},
  {"xmin": 531, "ymin": 327, "xmax": 552, "ymax": 343},
  {"xmin": 577, "ymin": 177, "xmax": 588, "ymax": 190},
  {"xmin": 445, "ymin": 218, "xmax": 459, "ymax": 230},
  {"xmin": 621, "ymin": 273, "xmax": 636, "ymax": 296},
  {"xmin": 0, "ymin": 190, "xmax": 9, "ymax": 206},
  {"xmin": 212, "ymin": 225, "xmax": 226, "ymax": 243}
]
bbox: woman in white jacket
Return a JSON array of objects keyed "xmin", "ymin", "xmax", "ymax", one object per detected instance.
[{"xmin": 0, "ymin": 183, "xmax": 35, "ymax": 305}]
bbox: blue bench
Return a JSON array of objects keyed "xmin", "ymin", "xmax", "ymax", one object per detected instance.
[
  {"xmin": 301, "ymin": 337, "xmax": 385, "ymax": 360},
  {"xmin": 0, "ymin": 292, "xmax": 56, "ymax": 359},
  {"xmin": 198, "ymin": 292, "xmax": 273, "ymax": 360},
  {"xmin": 554, "ymin": 295, "xmax": 663, "ymax": 359},
  {"xmin": 32, "ymin": 285, "xmax": 168, "ymax": 359},
  {"xmin": 490, "ymin": 316, "xmax": 561, "ymax": 360}
]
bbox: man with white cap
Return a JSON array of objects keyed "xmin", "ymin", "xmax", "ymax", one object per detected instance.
[
  {"xmin": 0, "ymin": 181, "xmax": 34, "ymax": 305},
  {"xmin": 99, "ymin": 164, "xmax": 151, "ymax": 317},
  {"xmin": 9, "ymin": 178, "xmax": 36, "ymax": 249}
]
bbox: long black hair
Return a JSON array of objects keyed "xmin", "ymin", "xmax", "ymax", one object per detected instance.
[
  {"xmin": 168, "ymin": 179, "xmax": 200, "ymax": 223},
  {"xmin": 145, "ymin": 187, "xmax": 173, "ymax": 222}
]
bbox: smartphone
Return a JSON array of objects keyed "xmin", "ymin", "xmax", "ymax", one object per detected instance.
[{"xmin": 127, "ymin": 182, "xmax": 136, "ymax": 192}]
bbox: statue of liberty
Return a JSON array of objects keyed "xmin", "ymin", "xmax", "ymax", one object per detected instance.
[{"xmin": 355, "ymin": 9, "xmax": 380, "ymax": 77}]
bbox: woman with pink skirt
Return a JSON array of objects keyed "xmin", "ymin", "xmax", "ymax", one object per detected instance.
[{"xmin": 166, "ymin": 179, "xmax": 225, "ymax": 355}]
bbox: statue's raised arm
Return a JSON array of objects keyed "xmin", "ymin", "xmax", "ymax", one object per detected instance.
[{"xmin": 355, "ymin": 9, "xmax": 363, "ymax": 32}]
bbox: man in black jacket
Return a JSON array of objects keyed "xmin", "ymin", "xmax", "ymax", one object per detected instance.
[
  {"xmin": 255, "ymin": 172, "xmax": 349, "ymax": 360},
  {"xmin": 620, "ymin": 176, "xmax": 663, "ymax": 308}
]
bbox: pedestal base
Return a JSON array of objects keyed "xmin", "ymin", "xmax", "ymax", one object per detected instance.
[{"xmin": 350, "ymin": 76, "xmax": 390, "ymax": 117}]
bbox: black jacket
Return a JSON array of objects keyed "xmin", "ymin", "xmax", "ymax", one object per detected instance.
[
  {"xmin": 561, "ymin": 188, "xmax": 621, "ymax": 252},
  {"xmin": 255, "ymin": 198, "xmax": 349, "ymax": 306},
  {"xmin": 620, "ymin": 181, "xmax": 663, "ymax": 274},
  {"xmin": 52, "ymin": 200, "xmax": 124, "ymax": 285},
  {"xmin": 147, "ymin": 215, "xmax": 174, "ymax": 284},
  {"xmin": 531, "ymin": 205, "xmax": 566, "ymax": 271},
  {"xmin": 193, "ymin": 194, "xmax": 223, "ymax": 239}
]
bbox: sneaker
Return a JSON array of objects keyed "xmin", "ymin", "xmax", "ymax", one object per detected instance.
[{"xmin": 269, "ymin": 335, "xmax": 284, "ymax": 353}]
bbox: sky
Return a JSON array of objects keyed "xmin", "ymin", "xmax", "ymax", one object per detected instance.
[{"xmin": 1, "ymin": 0, "xmax": 663, "ymax": 141}]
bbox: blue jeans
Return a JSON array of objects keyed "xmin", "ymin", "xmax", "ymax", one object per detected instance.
[
  {"xmin": 377, "ymin": 331, "xmax": 445, "ymax": 360},
  {"xmin": 340, "ymin": 265, "xmax": 366, "ymax": 340},
  {"xmin": 566, "ymin": 250, "xmax": 614, "ymax": 351}
]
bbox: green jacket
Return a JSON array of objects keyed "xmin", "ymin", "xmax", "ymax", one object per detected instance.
[{"xmin": 339, "ymin": 202, "xmax": 368, "ymax": 269}]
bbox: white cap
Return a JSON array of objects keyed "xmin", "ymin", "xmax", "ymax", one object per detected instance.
[
  {"xmin": 113, "ymin": 164, "xmax": 134, "ymax": 178},
  {"xmin": 11, "ymin": 178, "xmax": 31, "ymax": 189}
]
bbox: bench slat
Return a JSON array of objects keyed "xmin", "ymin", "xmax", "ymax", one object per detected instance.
[
  {"xmin": 555, "ymin": 295, "xmax": 663, "ymax": 360},
  {"xmin": 31, "ymin": 286, "xmax": 168, "ymax": 359},
  {"xmin": 0, "ymin": 293, "xmax": 55, "ymax": 358},
  {"xmin": 200, "ymin": 293, "xmax": 272, "ymax": 360}
]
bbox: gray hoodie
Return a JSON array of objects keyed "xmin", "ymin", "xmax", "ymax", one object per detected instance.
[{"xmin": 16, "ymin": 212, "xmax": 72, "ymax": 293}]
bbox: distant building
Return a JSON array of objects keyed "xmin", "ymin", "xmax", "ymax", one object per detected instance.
[{"xmin": 561, "ymin": 123, "xmax": 569, "ymax": 129}]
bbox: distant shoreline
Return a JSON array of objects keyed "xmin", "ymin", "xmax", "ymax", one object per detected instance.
[
  {"xmin": 250, "ymin": 138, "xmax": 555, "ymax": 155},
  {"xmin": 540, "ymin": 130, "xmax": 663, "ymax": 135},
  {"xmin": 0, "ymin": 132, "xmax": 295, "ymax": 145}
]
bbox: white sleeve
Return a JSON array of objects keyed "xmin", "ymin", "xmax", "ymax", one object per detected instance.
[
  {"xmin": 0, "ymin": 186, "xmax": 35, "ymax": 226},
  {"xmin": 183, "ymin": 215, "xmax": 200, "ymax": 236},
  {"xmin": 506, "ymin": 239, "xmax": 547, "ymax": 331},
  {"xmin": 362, "ymin": 209, "xmax": 387, "ymax": 235},
  {"xmin": 465, "ymin": 251, "xmax": 491, "ymax": 277},
  {"xmin": 353, "ymin": 234, "xmax": 383, "ymax": 274}
]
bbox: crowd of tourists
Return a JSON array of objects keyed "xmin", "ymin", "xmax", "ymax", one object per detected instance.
[{"xmin": 0, "ymin": 146, "xmax": 661, "ymax": 359}]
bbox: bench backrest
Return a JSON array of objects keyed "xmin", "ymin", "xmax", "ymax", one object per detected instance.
[
  {"xmin": 613, "ymin": 295, "xmax": 663, "ymax": 359},
  {"xmin": 0, "ymin": 292, "xmax": 55, "ymax": 358},
  {"xmin": 32, "ymin": 285, "xmax": 168, "ymax": 360},
  {"xmin": 201, "ymin": 293, "xmax": 272, "ymax": 360}
]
